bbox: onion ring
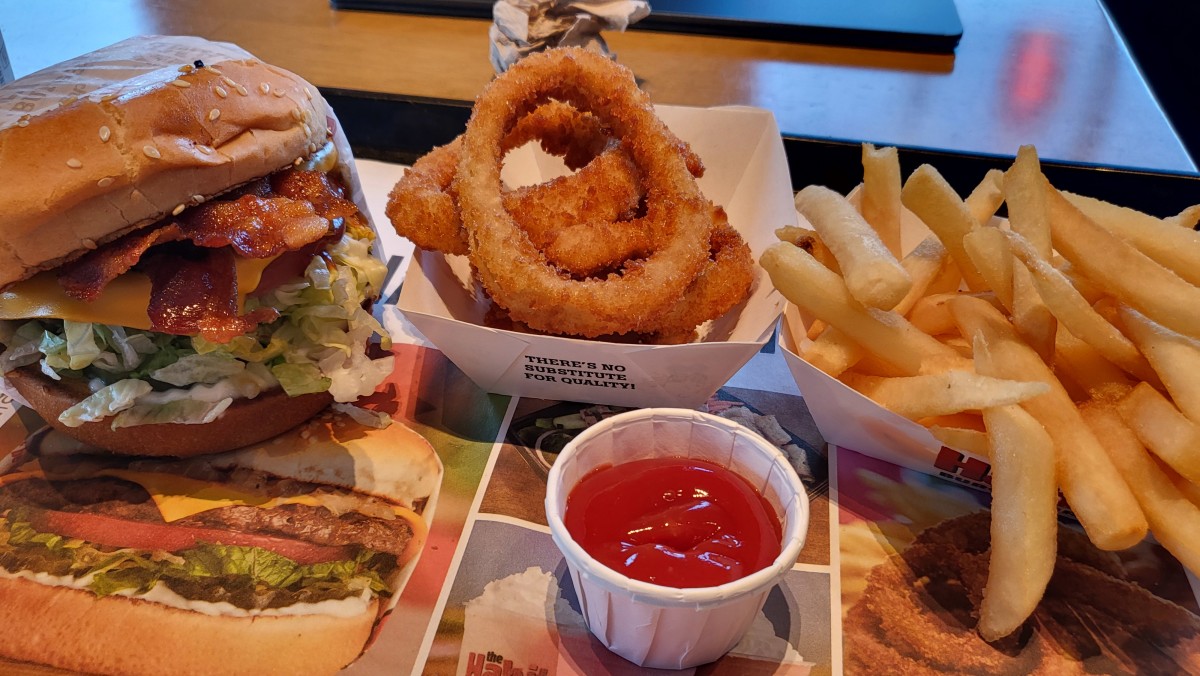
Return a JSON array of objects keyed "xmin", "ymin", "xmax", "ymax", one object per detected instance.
[
  {"xmin": 386, "ymin": 98, "xmax": 703, "ymax": 276},
  {"xmin": 650, "ymin": 207, "xmax": 756, "ymax": 343},
  {"xmin": 454, "ymin": 48, "xmax": 715, "ymax": 338}
]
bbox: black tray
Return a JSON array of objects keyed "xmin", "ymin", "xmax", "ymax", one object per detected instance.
[
  {"xmin": 332, "ymin": 0, "xmax": 963, "ymax": 54},
  {"xmin": 325, "ymin": 87, "xmax": 1200, "ymax": 218}
]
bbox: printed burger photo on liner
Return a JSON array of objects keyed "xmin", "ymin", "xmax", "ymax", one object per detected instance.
[{"xmin": 0, "ymin": 36, "xmax": 444, "ymax": 676}]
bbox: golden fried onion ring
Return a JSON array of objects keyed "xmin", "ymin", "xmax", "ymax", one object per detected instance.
[{"xmin": 454, "ymin": 48, "xmax": 716, "ymax": 338}]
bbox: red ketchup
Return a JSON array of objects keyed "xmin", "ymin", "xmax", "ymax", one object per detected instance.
[{"xmin": 564, "ymin": 457, "xmax": 783, "ymax": 588}]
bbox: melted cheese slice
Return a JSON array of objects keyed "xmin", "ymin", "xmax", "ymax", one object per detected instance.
[
  {"xmin": 98, "ymin": 468, "xmax": 425, "ymax": 534},
  {"xmin": 0, "ymin": 256, "xmax": 277, "ymax": 330}
]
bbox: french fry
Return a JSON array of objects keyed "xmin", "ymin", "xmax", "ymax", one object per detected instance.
[
  {"xmin": 1005, "ymin": 146, "xmax": 1056, "ymax": 361},
  {"xmin": 1117, "ymin": 306, "xmax": 1200, "ymax": 423},
  {"xmin": 927, "ymin": 425, "xmax": 990, "ymax": 458},
  {"xmin": 1004, "ymin": 231, "xmax": 1157, "ymax": 384},
  {"xmin": 925, "ymin": 258, "xmax": 964, "ymax": 296},
  {"xmin": 1081, "ymin": 403, "xmax": 1200, "ymax": 576},
  {"xmin": 806, "ymin": 319, "xmax": 827, "ymax": 341},
  {"xmin": 1054, "ymin": 259, "xmax": 1105, "ymax": 305},
  {"xmin": 964, "ymin": 168, "xmax": 1005, "ymax": 226},
  {"xmin": 901, "ymin": 164, "xmax": 988, "ymax": 291},
  {"xmin": 977, "ymin": 403, "xmax": 1057, "ymax": 641},
  {"xmin": 962, "ymin": 227, "xmax": 1014, "ymax": 311},
  {"xmin": 839, "ymin": 371, "xmax": 1048, "ymax": 421},
  {"xmin": 860, "ymin": 143, "xmax": 903, "ymax": 257},
  {"xmin": 1053, "ymin": 328, "xmax": 1136, "ymax": 402},
  {"xmin": 949, "ymin": 295, "xmax": 1147, "ymax": 550},
  {"xmin": 761, "ymin": 242, "xmax": 961, "ymax": 376},
  {"xmin": 795, "ymin": 185, "xmax": 911, "ymax": 308},
  {"xmin": 802, "ymin": 326, "xmax": 862, "ymax": 377},
  {"xmin": 804, "ymin": 235, "xmax": 951, "ymax": 376},
  {"xmin": 1165, "ymin": 203, "xmax": 1200, "ymax": 229},
  {"xmin": 919, "ymin": 412, "xmax": 986, "ymax": 431},
  {"xmin": 1005, "ymin": 146, "xmax": 1053, "ymax": 254},
  {"xmin": 1045, "ymin": 186, "xmax": 1200, "ymax": 339},
  {"xmin": 1116, "ymin": 382, "xmax": 1200, "ymax": 485},
  {"xmin": 1063, "ymin": 191, "xmax": 1200, "ymax": 287},
  {"xmin": 891, "ymin": 236, "xmax": 950, "ymax": 312},
  {"xmin": 774, "ymin": 225, "xmax": 840, "ymax": 273},
  {"xmin": 907, "ymin": 293, "xmax": 960, "ymax": 335},
  {"xmin": 909, "ymin": 291, "xmax": 1002, "ymax": 336},
  {"xmin": 1163, "ymin": 460, "xmax": 1200, "ymax": 508}
]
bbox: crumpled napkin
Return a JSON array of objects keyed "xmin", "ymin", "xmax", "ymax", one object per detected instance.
[{"xmin": 489, "ymin": 0, "xmax": 650, "ymax": 73}]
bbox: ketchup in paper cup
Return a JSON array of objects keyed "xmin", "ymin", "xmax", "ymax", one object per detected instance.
[{"xmin": 545, "ymin": 408, "xmax": 808, "ymax": 669}]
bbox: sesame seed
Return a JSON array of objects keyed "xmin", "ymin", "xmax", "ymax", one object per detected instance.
[
  {"xmin": 66, "ymin": 158, "xmax": 82, "ymax": 169},
  {"xmin": 272, "ymin": 89, "xmax": 285, "ymax": 98},
  {"xmin": 99, "ymin": 126, "xmax": 111, "ymax": 142},
  {"xmin": 191, "ymin": 194, "xmax": 204, "ymax": 204},
  {"xmin": 259, "ymin": 82, "xmax": 270, "ymax": 95},
  {"xmin": 222, "ymin": 76, "xmax": 237, "ymax": 87},
  {"xmin": 16, "ymin": 119, "xmax": 28, "ymax": 127},
  {"xmin": 171, "ymin": 79, "xmax": 191, "ymax": 88},
  {"xmin": 290, "ymin": 108, "xmax": 303, "ymax": 121},
  {"xmin": 293, "ymin": 157, "xmax": 302, "ymax": 166},
  {"xmin": 215, "ymin": 85, "xmax": 228, "ymax": 98},
  {"xmin": 97, "ymin": 177, "xmax": 114, "ymax": 188},
  {"xmin": 82, "ymin": 238, "xmax": 97, "ymax": 250},
  {"xmin": 178, "ymin": 64, "xmax": 194, "ymax": 74},
  {"xmin": 172, "ymin": 203, "xmax": 186, "ymax": 216},
  {"xmin": 302, "ymin": 123, "xmax": 311, "ymax": 137},
  {"xmin": 209, "ymin": 108, "xmax": 221, "ymax": 121},
  {"xmin": 143, "ymin": 145, "xmax": 162, "ymax": 159},
  {"xmin": 234, "ymin": 85, "xmax": 248, "ymax": 96},
  {"xmin": 304, "ymin": 87, "xmax": 313, "ymax": 100},
  {"xmin": 197, "ymin": 145, "xmax": 214, "ymax": 155}
]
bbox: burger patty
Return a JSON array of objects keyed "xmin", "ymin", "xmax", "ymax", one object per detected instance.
[{"xmin": 0, "ymin": 475, "xmax": 413, "ymax": 559}]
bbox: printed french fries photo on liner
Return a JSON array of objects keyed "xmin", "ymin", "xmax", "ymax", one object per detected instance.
[{"xmin": 761, "ymin": 142, "xmax": 1200, "ymax": 651}]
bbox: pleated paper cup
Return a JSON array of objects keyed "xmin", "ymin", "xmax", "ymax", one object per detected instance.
[{"xmin": 545, "ymin": 408, "xmax": 809, "ymax": 669}]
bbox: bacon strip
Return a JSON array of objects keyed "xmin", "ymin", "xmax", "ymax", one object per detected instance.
[
  {"xmin": 58, "ymin": 224, "xmax": 184, "ymax": 302},
  {"xmin": 181, "ymin": 195, "xmax": 331, "ymax": 259},
  {"xmin": 58, "ymin": 170, "xmax": 351, "ymax": 304},
  {"xmin": 142, "ymin": 247, "xmax": 279, "ymax": 343}
]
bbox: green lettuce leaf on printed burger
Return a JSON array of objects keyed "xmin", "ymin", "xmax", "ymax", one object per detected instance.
[
  {"xmin": 0, "ymin": 402, "xmax": 442, "ymax": 676},
  {"xmin": 0, "ymin": 48, "xmax": 392, "ymax": 456}
]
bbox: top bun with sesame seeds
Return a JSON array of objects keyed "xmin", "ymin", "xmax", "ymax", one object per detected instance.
[
  {"xmin": 0, "ymin": 51, "xmax": 329, "ymax": 288},
  {"xmin": 0, "ymin": 37, "xmax": 394, "ymax": 456}
]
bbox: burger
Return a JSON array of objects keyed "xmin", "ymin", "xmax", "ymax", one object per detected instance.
[
  {"xmin": 0, "ymin": 406, "xmax": 442, "ymax": 675},
  {"xmin": 0, "ymin": 38, "xmax": 392, "ymax": 456}
]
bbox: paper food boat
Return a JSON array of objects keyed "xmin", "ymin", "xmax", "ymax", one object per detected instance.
[
  {"xmin": 778, "ymin": 195, "xmax": 996, "ymax": 493},
  {"xmin": 398, "ymin": 105, "xmax": 794, "ymax": 409}
]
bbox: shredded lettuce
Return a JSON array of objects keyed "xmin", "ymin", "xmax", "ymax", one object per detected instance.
[
  {"xmin": 151, "ymin": 352, "xmax": 245, "ymax": 387},
  {"xmin": 1, "ymin": 513, "xmax": 394, "ymax": 604},
  {"xmin": 112, "ymin": 398, "xmax": 233, "ymax": 429},
  {"xmin": 271, "ymin": 362, "xmax": 332, "ymax": 396},
  {"xmin": 59, "ymin": 379, "xmax": 153, "ymax": 427},
  {"xmin": 331, "ymin": 402, "xmax": 393, "ymax": 430},
  {"xmin": 0, "ymin": 234, "xmax": 391, "ymax": 428}
]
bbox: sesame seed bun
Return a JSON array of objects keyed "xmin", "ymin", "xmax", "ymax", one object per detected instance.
[
  {"xmin": 0, "ymin": 574, "xmax": 378, "ymax": 676},
  {"xmin": 0, "ymin": 55, "xmax": 329, "ymax": 289}
]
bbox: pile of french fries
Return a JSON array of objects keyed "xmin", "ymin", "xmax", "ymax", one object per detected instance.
[{"xmin": 761, "ymin": 143, "xmax": 1200, "ymax": 641}]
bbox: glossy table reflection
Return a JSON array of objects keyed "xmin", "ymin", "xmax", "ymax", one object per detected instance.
[{"xmin": 0, "ymin": 0, "xmax": 1192, "ymax": 173}]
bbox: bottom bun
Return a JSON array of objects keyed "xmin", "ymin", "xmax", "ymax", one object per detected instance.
[
  {"xmin": 0, "ymin": 575, "xmax": 377, "ymax": 676},
  {"xmin": 6, "ymin": 366, "xmax": 333, "ymax": 457}
]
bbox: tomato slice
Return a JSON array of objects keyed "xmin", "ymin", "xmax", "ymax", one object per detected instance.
[{"xmin": 32, "ymin": 509, "xmax": 351, "ymax": 565}]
